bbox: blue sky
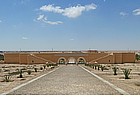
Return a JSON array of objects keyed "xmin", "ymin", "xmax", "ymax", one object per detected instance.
[{"xmin": 0, "ymin": 0, "xmax": 140, "ymax": 51}]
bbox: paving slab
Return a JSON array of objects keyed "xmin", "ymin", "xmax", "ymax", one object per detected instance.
[{"xmin": 7, "ymin": 65, "xmax": 124, "ymax": 95}]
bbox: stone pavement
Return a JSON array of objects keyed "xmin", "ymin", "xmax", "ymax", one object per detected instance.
[{"xmin": 8, "ymin": 65, "xmax": 122, "ymax": 95}]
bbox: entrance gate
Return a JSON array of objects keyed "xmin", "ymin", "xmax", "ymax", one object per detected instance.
[{"xmin": 68, "ymin": 57, "xmax": 76, "ymax": 64}]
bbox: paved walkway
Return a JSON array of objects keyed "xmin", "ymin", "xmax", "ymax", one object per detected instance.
[{"xmin": 8, "ymin": 65, "xmax": 123, "ymax": 95}]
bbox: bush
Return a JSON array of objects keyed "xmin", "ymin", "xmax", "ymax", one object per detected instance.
[
  {"xmin": 122, "ymin": 68, "xmax": 132, "ymax": 79},
  {"xmin": 136, "ymin": 54, "xmax": 140, "ymax": 61},
  {"xmin": 27, "ymin": 70, "xmax": 32, "ymax": 75},
  {"xmin": 94, "ymin": 65, "xmax": 97, "ymax": 70},
  {"xmin": 97, "ymin": 65, "xmax": 100, "ymax": 70},
  {"xmin": 0, "ymin": 54, "xmax": 4, "ymax": 60},
  {"xmin": 3, "ymin": 75, "xmax": 11, "ymax": 82},
  {"xmin": 43, "ymin": 65, "xmax": 46, "ymax": 69},
  {"xmin": 112, "ymin": 66, "xmax": 118, "ymax": 75},
  {"xmin": 34, "ymin": 68, "xmax": 37, "ymax": 72},
  {"xmin": 101, "ymin": 65, "xmax": 105, "ymax": 71},
  {"xmin": 40, "ymin": 67, "xmax": 43, "ymax": 70},
  {"xmin": 19, "ymin": 69, "xmax": 23, "ymax": 78}
]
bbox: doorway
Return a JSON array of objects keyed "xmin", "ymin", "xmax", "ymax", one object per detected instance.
[{"xmin": 68, "ymin": 57, "xmax": 76, "ymax": 64}]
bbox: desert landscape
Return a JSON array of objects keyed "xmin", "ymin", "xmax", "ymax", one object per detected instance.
[
  {"xmin": 0, "ymin": 63, "xmax": 57, "ymax": 94},
  {"xmin": 84, "ymin": 63, "xmax": 140, "ymax": 94},
  {"xmin": 0, "ymin": 62, "xmax": 140, "ymax": 95}
]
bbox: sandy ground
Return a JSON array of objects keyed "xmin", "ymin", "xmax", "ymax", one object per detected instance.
[
  {"xmin": 0, "ymin": 63, "xmax": 140, "ymax": 95},
  {"xmin": 7, "ymin": 65, "xmax": 121, "ymax": 95},
  {"xmin": 84, "ymin": 63, "xmax": 140, "ymax": 95},
  {"xmin": 0, "ymin": 64, "xmax": 56, "ymax": 94}
]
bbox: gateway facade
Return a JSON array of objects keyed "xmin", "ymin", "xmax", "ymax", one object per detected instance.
[{"xmin": 4, "ymin": 51, "xmax": 135, "ymax": 64}]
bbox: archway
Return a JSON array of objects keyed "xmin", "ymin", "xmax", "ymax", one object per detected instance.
[
  {"xmin": 68, "ymin": 57, "xmax": 76, "ymax": 64},
  {"xmin": 58, "ymin": 57, "xmax": 66, "ymax": 64},
  {"xmin": 77, "ymin": 57, "xmax": 86, "ymax": 64}
]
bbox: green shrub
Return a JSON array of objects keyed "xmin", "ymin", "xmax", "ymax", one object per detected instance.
[
  {"xmin": 95, "ymin": 65, "xmax": 97, "ymax": 70},
  {"xmin": 34, "ymin": 68, "xmax": 37, "ymax": 72},
  {"xmin": 122, "ymin": 68, "xmax": 132, "ymax": 79},
  {"xmin": 40, "ymin": 67, "xmax": 43, "ymax": 70},
  {"xmin": 112, "ymin": 66, "xmax": 118, "ymax": 75},
  {"xmin": 3, "ymin": 75, "xmax": 11, "ymax": 82},
  {"xmin": 97, "ymin": 65, "xmax": 100, "ymax": 70},
  {"xmin": 19, "ymin": 70, "xmax": 23, "ymax": 78},
  {"xmin": 136, "ymin": 54, "xmax": 140, "ymax": 61},
  {"xmin": 0, "ymin": 54, "xmax": 4, "ymax": 60},
  {"xmin": 27, "ymin": 70, "xmax": 32, "ymax": 75},
  {"xmin": 43, "ymin": 65, "xmax": 46, "ymax": 69},
  {"xmin": 101, "ymin": 65, "xmax": 105, "ymax": 71}
]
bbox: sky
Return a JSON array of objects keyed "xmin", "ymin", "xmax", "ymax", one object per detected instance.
[{"xmin": 0, "ymin": 0, "xmax": 140, "ymax": 51}]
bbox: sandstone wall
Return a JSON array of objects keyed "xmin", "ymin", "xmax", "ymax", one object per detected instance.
[{"xmin": 4, "ymin": 52, "xmax": 136, "ymax": 64}]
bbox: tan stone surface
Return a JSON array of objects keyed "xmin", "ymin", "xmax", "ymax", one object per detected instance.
[
  {"xmin": 4, "ymin": 51, "xmax": 135, "ymax": 64},
  {"xmin": 85, "ymin": 63, "xmax": 140, "ymax": 95},
  {"xmin": 0, "ymin": 64, "xmax": 54, "ymax": 94},
  {"xmin": 0, "ymin": 63, "xmax": 140, "ymax": 95}
]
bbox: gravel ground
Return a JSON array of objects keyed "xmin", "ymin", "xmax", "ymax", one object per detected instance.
[
  {"xmin": 84, "ymin": 65, "xmax": 140, "ymax": 95},
  {"xmin": 7, "ymin": 65, "xmax": 122, "ymax": 95}
]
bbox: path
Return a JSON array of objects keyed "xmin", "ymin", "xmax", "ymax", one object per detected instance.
[{"xmin": 7, "ymin": 65, "xmax": 125, "ymax": 95}]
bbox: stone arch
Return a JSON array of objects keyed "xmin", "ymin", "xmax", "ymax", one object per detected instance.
[
  {"xmin": 77, "ymin": 57, "xmax": 86, "ymax": 64},
  {"xmin": 58, "ymin": 57, "xmax": 67, "ymax": 64},
  {"xmin": 68, "ymin": 57, "xmax": 76, "ymax": 64}
]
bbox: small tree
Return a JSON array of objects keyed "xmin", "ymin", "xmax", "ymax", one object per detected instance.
[
  {"xmin": 3, "ymin": 75, "xmax": 11, "ymax": 82},
  {"xmin": 27, "ymin": 70, "xmax": 32, "ymax": 75},
  {"xmin": 112, "ymin": 66, "xmax": 118, "ymax": 75},
  {"xmin": 16, "ymin": 69, "xmax": 23, "ymax": 78},
  {"xmin": 43, "ymin": 65, "xmax": 46, "ymax": 69},
  {"xmin": 123, "ymin": 68, "xmax": 132, "ymax": 79},
  {"xmin": 101, "ymin": 65, "xmax": 105, "ymax": 71},
  {"xmin": 97, "ymin": 65, "xmax": 100, "ymax": 70},
  {"xmin": 19, "ymin": 69, "xmax": 23, "ymax": 78},
  {"xmin": 95, "ymin": 65, "xmax": 97, "ymax": 70},
  {"xmin": 136, "ymin": 54, "xmax": 140, "ymax": 61},
  {"xmin": 40, "ymin": 67, "xmax": 43, "ymax": 70},
  {"xmin": 34, "ymin": 68, "xmax": 37, "ymax": 72}
]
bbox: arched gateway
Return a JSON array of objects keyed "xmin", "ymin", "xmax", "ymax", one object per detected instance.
[
  {"xmin": 4, "ymin": 51, "xmax": 136, "ymax": 64},
  {"xmin": 58, "ymin": 57, "xmax": 66, "ymax": 64},
  {"xmin": 58, "ymin": 57, "xmax": 86, "ymax": 64},
  {"xmin": 77, "ymin": 57, "xmax": 86, "ymax": 64},
  {"xmin": 68, "ymin": 57, "xmax": 76, "ymax": 64}
]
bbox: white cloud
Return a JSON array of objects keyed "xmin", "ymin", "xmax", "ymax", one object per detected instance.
[
  {"xmin": 120, "ymin": 12, "xmax": 128, "ymax": 16},
  {"xmin": 133, "ymin": 8, "xmax": 140, "ymax": 15},
  {"xmin": 22, "ymin": 37, "xmax": 28, "ymax": 40},
  {"xmin": 63, "ymin": 6, "xmax": 85, "ymax": 18},
  {"xmin": 40, "ymin": 5, "xmax": 64, "ymax": 13},
  {"xmin": 46, "ymin": 21, "xmax": 63, "ymax": 25},
  {"xmin": 40, "ymin": 3, "xmax": 97, "ymax": 18},
  {"xmin": 37, "ymin": 15, "xmax": 45, "ymax": 21},
  {"xmin": 0, "ymin": 20, "xmax": 2, "ymax": 23},
  {"xmin": 36, "ymin": 14, "xmax": 63, "ymax": 25}
]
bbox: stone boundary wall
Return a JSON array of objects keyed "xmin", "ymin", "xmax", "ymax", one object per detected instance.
[{"xmin": 4, "ymin": 52, "xmax": 135, "ymax": 64}]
